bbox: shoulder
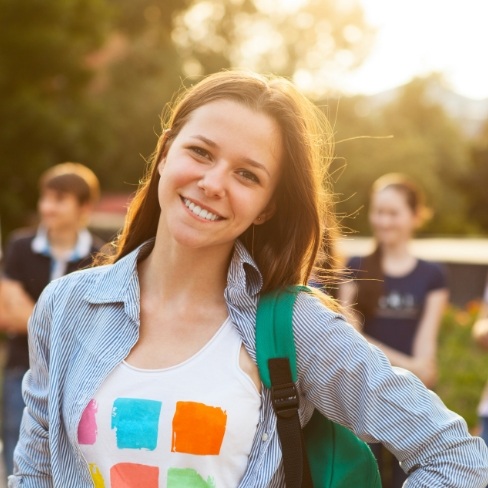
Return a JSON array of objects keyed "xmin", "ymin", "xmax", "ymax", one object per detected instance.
[
  {"xmin": 290, "ymin": 289, "xmax": 379, "ymax": 389},
  {"xmin": 292, "ymin": 290, "xmax": 352, "ymax": 342},
  {"xmin": 88, "ymin": 231, "xmax": 106, "ymax": 252},
  {"xmin": 2, "ymin": 229, "xmax": 38, "ymax": 276},
  {"xmin": 345, "ymin": 255, "xmax": 366, "ymax": 280},
  {"xmin": 4, "ymin": 228, "xmax": 36, "ymax": 251},
  {"xmin": 416, "ymin": 259, "xmax": 448, "ymax": 289},
  {"xmin": 45, "ymin": 263, "xmax": 112, "ymax": 300},
  {"xmin": 347, "ymin": 255, "xmax": 362, "ymax": 268},
  {"xmin": 416, "ymin": 259, "xmax": 447, "ymax": 278}
]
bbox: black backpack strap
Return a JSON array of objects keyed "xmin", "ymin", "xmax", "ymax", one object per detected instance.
[{"xmin": 268, "ymin": 357, "xmax": 314, "ymax": 488}]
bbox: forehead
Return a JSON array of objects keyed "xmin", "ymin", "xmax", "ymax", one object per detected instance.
[
  {"xmin": 184, "ymin": 99, "xmax": 278, "ymax": 128},
  {"xmin": 180, "ymin": 99, "xmax": 282, "ymax": 149},
  {"xmin": 40, "ymin": 187, "xmax": 80, "ymax": 203},
  {"xmin": 371, "ymin": 187, "xmax": 411, "ymax": 209}
]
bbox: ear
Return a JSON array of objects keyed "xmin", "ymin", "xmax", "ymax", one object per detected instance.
[
  {"xmin": 253, "ymin": 201, "xmax": 276, "ymax": 225},
  {"xmin": 78, "ymin": 202, "xmax": 94, "ymax": 227},
  {"xmin": 413, "ymin": 212, "xmax": 425, "ymax": 230}
]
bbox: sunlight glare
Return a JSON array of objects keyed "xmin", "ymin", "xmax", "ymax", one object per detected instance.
[
  {"xmin": 255, "ymin": 0, "xmax": 307, "ymax": 15},
  {"xmin": 343, "ymin": 0, "xmax": 488, "ymax": 99}
]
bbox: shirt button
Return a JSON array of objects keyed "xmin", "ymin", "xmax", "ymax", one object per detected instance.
[{"xmin": 262, "ymin": 433, "xmax": 269, "ymax": 441}]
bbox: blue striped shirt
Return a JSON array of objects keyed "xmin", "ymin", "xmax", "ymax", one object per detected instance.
[{"xmin": 9, "ymin": 240, "xmax": 488, "ymax": 487}]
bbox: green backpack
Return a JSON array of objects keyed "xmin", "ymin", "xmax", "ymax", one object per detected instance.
[{"xmin": 256, "ymin": 286, "xmax": 382, "ymax": 488}]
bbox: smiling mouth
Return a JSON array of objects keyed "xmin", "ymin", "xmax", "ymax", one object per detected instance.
[{"xmin": 182, "ymin": 197, "xmax": 223, "ymax": 221}]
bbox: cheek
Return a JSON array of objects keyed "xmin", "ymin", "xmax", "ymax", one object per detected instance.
[
  {"xmin": 369, "ymin": 212, "xmax": 384, "ymax": 228},
  {"xmin": 399, "ymin": 217, "xmax": 416, "ymax": 233}
]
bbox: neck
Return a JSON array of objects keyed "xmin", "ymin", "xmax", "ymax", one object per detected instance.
[
  {"xmin": 379, "ymin": 241, "xmax": 417, "ymax": 276},
  {"xmin": 138, "ymin": 234, "xmax": 232, "ymax": 305},
  {"xmin": 379, "ymin": 241, "xmax": 411, "ymax": 258},
  {"xmin": 47, "ymin": 227, "xmax": 80, "ymax": 252}
]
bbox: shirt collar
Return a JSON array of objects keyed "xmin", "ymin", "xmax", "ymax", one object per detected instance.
[
  {"xmin": 31, "ymin": 226, "xmax": 94, "ymax": 262},
  {"xmin": 228, "ymin": 240, "xmax": 263, "ymax": 298},
  {"xmin": 84, "ymin": 238, "xmax": 263, "ymax": 306},
  {"xmin": 83, "ymin": 239, "xmax": 153, "ymax": 303}
]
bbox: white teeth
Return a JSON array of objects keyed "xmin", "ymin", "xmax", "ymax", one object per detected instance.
[{"xmin": 183, "ymin": 198, "xmax": 220, "ymax": 221}]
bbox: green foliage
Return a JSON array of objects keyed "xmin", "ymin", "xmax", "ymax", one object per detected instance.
[
  {"xmin": 330, "ymin": 75, "xmax": 473, "ymax": 236},
  {"xmin": 97, "ymin": 0, "xmax": 374, "ymax": 192},
  {"xmin": 2, "ymin": 0, "xmax": 486, "ymax": 243},
  {"xmin": 453, "ymin": 120, "xmax": 488, "ymax": 233},
  {"xmin": 437, "ymin": 303, "xmax": 487, "ymax": 430},
  {"xmin": 0, "ymin": 0, "xmax": 112, "ymax": 237},
  {"xmin": 90, "ymin": 1, "xmax": 188, "ymax": 192}
]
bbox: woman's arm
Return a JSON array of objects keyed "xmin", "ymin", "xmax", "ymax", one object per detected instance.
[
  {"xmin": 473, "ymin": 298, "xmax": 488, "ymax": 350},
  {"xmin": 370, "ymin": 287, "xmax": 448, "ymax": 388},
  {"xmin": 408, "ymin": 288, "xmax": 449, "ymax": 386},
  {"xmin": 338, "ymin": 279, "xmax": 448, "ymax": 387},
  {"xmin": 367, "ymin": 288, "xmax": 448, "ymax": 388},
  {"xmin": 294, "ymin": 292, "xmax": 488, "ymax": 487},
  {"xmin": 8, "ymin": 284, "xmax": 56, "ymax": 487},
  {"xmin": 337, "ymin": 280, "xmax": 364, "ymax": 331}
]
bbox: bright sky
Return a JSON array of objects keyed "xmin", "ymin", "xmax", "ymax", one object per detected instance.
[{"xmin": 343, "ymin": 0, "xmax": 488, "ymax": 99}]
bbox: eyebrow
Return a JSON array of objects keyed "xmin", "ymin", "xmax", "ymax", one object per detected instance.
[{"xmin": 191, "ymin": 135, "xmax": 271, "ymax": 177}]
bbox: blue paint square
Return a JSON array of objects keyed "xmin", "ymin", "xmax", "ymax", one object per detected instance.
[{"xmin": 111, "ymin": 398, "xmax": 162, "ymax": 450}]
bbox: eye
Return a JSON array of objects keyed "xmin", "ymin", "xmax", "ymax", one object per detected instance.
[
  {"xmin": 237, "ymin": 169, "xmax": 260, "ymax": 184},
  {"xmin": 189, "ymin": 145, "xmax": 211, "ymax": 159}
]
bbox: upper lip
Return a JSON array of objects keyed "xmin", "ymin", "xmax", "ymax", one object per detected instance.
[{"xmin": 181, "ymin": 196, "xmax": 225, "ymax": 219}]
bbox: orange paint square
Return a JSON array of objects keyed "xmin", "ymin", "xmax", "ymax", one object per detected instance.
[
  {"xmin": 110, "ymin": 462, "xmax": 159, "ymax": 487},
  {"xmin": 172, "ymin": 401, "xmax": 227, "ymax": 455}
]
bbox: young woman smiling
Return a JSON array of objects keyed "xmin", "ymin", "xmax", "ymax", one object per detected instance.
[{"xmin": 9, "ymin": 72, "xmax": 488, "ymax": 488}]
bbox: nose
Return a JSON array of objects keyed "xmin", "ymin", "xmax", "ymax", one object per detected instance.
[{"xmin": 197, "ymin": 164, "xmax": 227, "ymax": 198}]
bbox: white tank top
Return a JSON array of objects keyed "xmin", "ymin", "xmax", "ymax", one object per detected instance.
[{"xmin": 78, "ymin": 318, "xmax": 261, "ymax": 487}]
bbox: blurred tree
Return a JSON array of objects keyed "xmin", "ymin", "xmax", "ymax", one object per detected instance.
[
  {"xmin": 454, "ymin": 119, "xmax": 488, "ymax": 234},
  {"xmin": 93, "ymin": 0, "xmax": 194, "ymax": 191},
  {"xmin": 331, "ymin": 75, "xmax": 472, "ymax": 236},
  {"xmin": 0, "ymin": 0, "xmax": 111, "ymax": 239},
  {"xmin": 172, "ymin": 0, "xmax": 374, "ymax": 97},
  {"xmin": 0, "ymin": 0, "xmax": 373, "ymax": 239},
  {"xmin": 93, "ymin": 0, "xmax": 373, "ymax": 193}
]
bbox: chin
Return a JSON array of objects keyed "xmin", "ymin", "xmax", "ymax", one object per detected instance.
[{"xmin": 170, "ymin": 230, "xmax": 214, "ymax": 249}]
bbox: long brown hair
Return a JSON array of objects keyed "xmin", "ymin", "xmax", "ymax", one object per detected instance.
[
  {"xmin": 97, "ymin": 70, "xmax": 340, "ymax": 295},
  {"xmin": 355, "ymin": 173, "xmax": 431, "ymax": 318}
]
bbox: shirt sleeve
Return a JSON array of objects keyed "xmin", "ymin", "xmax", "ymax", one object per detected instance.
[
  {"xmin": 426, "ymin": 261, "xmax": 448, "ymax": 293},
  {"xmin": 9, "ymin": 281, "xmax": 58, "ymax": 488},
  {"xmin": 344, "ymin": 255, "xmax": 363, "ymax": 280},
  {"xmin": 293, "ymin": 291, "xmax": 488, "ymax": 488},
  {"xmin": 2, "ymin": 235, "xmax": 26, "ymax": 282}
]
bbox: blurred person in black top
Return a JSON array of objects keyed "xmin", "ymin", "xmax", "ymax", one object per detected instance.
[{"xmin": 339, "ymin": 173, "xmax": 449, "ymax": 488}]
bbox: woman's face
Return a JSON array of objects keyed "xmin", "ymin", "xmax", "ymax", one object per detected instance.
[
  {"xmin": 368, "ymin": 187, "xmax": 418, "ymax": 246},
  {"xmin": 156, "ymin": 99, "xmax": 283, "ymax": 254}
]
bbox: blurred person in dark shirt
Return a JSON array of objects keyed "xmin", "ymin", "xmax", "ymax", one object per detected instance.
[{"xmin": 0, "ymin": 162, "xmax": 103, "ymax": 476}]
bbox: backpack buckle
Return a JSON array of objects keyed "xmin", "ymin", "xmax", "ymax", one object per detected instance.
[{"xmin": 271, "ymin": 382, "xmax": 299, "ymax": 418}]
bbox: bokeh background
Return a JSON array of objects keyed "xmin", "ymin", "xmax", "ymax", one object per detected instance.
[
  {"xmin": 1, "ymin": 0, "xmax": 488, "ymax": 239},
  {"xmin": 0, "ymin": 0, "xmax": 487, "ymax": 474}
]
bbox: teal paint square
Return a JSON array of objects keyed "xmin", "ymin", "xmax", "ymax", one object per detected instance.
[{"xmin": 111, "ymin": 397, "xmax": 162, "ymax": 450}]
